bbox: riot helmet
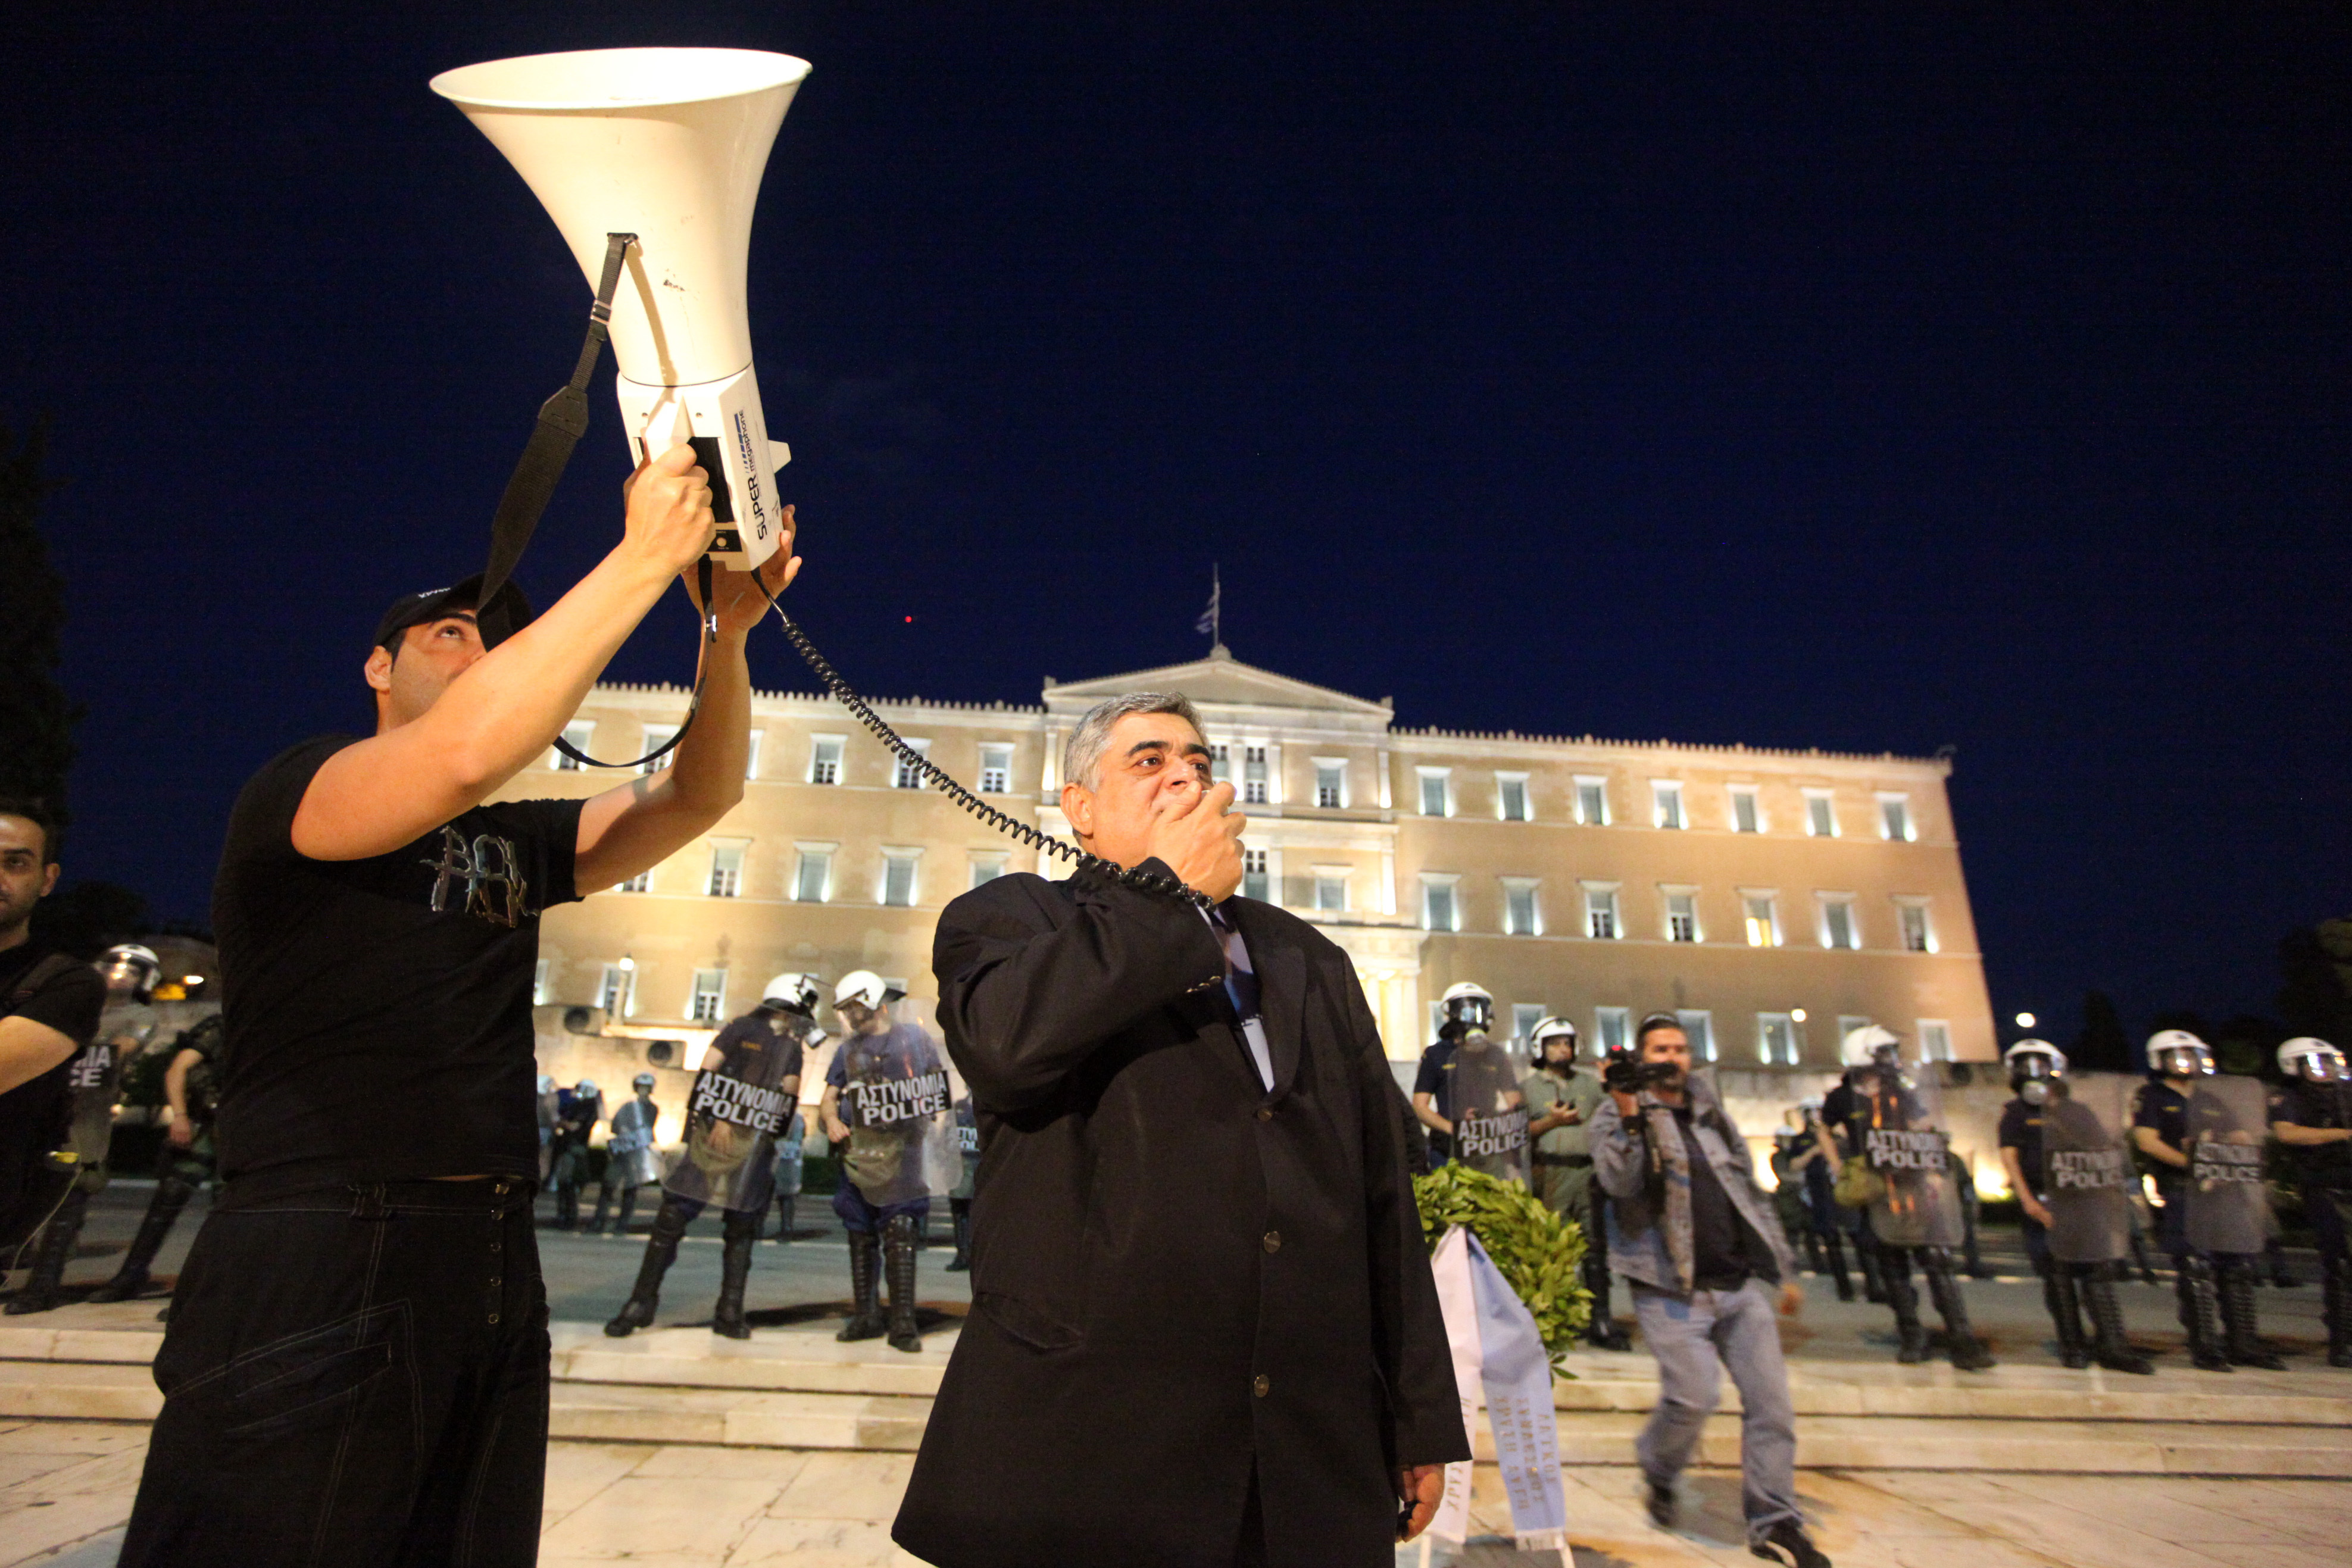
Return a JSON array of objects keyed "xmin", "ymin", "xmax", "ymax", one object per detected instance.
[
  {"xmin": 537, "ymin": 1074, "xmax": 556, "ymax": 1095},
  {"xmin": 1529, "ymin": 1016, "xmax": 1579, "ymax": 1065},
  {"xmin": 574, "ymin": 1079, "xmax": 599, "ymax": 1098},
  {"xmin": 1439, "ymin": 982, "xmax": 1494, "ymax": 1039},
  {"xmin": 2004, "ymin": 1038, "xmax": 2068, "ymax": 1104},
  {"xmin": 1839, "ymin": 1023, "xmax": 1902, "ymax": 1069},
  {"xmin": 2145, "ymin": 1029, "xmax": 2214, "ymax": 1079},
  {"xmin": 631, "ymin": 1072, "xmax": 657, "ymax": 1094},
  {"xmin": 96, "ymin": 943, "xmax": 162, "ymax": 1001},
  {"xmin": 761, "ymin": 972, "xmax": 823, "ymax": 1017},
  {"xmin": 2278, "ymin": 1036, "xmax": 2348, "ymax": 1084},
  {"xmin": 835, "ymin": 970, "xmax": 905, "ymax": 1011}
]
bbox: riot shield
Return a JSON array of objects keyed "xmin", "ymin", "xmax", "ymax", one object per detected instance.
[
  {"xmin": 65, "ymin": 1002, "xmax": 145, "ymax": 1173},
  {"xmin": 834, "ymin": 1021, "xmax": 961, "ymax": 1208},
  {"xmin": 1857, "ymin": 1063, "xmax": 1964, "ymax": 1249},
  {"xmin": 664, "ymin": 1014, "xmax": 808, "ymax": 1212},
  {"xmin": 604, "ymin": 1097, "xmax": 665, "ymax": 1189},
  {"xmin": 2183, "ymin": 1073, "xmax": 2271, "ymax": 1256},
  {"xmin": 2042, "ymin": 1075, "xmax": 2135, "ymax": 1266},
  {"xmin": 1447, "ymin": 1033, "xmax": 1531, "ymax": 1185}
]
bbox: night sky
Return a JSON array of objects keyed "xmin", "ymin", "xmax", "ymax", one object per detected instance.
[{"xmin": 7, "ymin": 4, "xmax": 2346, "ymax": 1041}]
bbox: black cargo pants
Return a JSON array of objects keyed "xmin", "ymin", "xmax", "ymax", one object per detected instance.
[{"xmin": 119, "ymin": 1176, "xmax": 549, "ymax": 1568}]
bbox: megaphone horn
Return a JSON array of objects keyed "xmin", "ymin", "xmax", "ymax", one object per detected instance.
[{"xmin": 432, "ymin": 46, "xmax": 810, "ymax": 570}]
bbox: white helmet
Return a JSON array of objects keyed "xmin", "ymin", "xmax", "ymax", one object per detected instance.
[
  {"xmin": 2278, "ymin": 1036, "xmax": 2348, "ymax": 1083},
  {"xmin": 96, "ymin": 943, "xmax": 163, "ymax": 997},
  {"xmin": 835, "ymin": 970, "xmax": 905, "ymax": 1011},
  {"xmin": 1439, "ymin": 982, "xmax": 1494, "ymax": 1036},
  {"xmin": 761, "ymin": 972, "xmax": 823, "ymax": 1016},
  {"xmin": 1839, "ymin": 1023, "xmax": 1902, "ymax": 1067},
  {"xmin": 574, "ymin": 1079, "xmax": 598, "ymax": 1097},
  {"xmin": 1529, "ymin": 1016, "xmax": 1579, "ymax": 1054},
  {"xmin": 2145, "ymin": 1029, "xmax": 2214, "ymax": 1077},
  {"xmin": 537, "ymin": 1075, "xmax": 556, "ymax": 1095},
  {"xmin": 631, "ymin": 1072, "xmax": 657, "ymax": 1092},
  {"xmin": 2004, "ymin": 1039, "xmax": 2067, "ymax": 1104}
]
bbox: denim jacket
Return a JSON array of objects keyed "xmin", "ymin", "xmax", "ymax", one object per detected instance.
[{"xmin": 1590, "ymin": 1074, "xmax": 1792, "ymax": 1294}]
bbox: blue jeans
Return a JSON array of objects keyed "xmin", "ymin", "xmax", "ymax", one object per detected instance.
[{"xmin": 1631, "ymin": 1279, "xmax": 1803, "ymax": 1544}]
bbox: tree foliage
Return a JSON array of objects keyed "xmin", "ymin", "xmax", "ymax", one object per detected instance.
[
  {"xmin": 2071, "ymin": 991, "xmax": 2133, "ymax": 1073},
  {"xmin": 1413, "ymin": 1163, "xmax": 1591, "ymax": 1373},
  {"xmin": 0, "ymin": 418, "xmax": 77, "ymax": 814},
  {"xmin": 2280, "ymin": 920, "xmax": 2352, "ymax": 1046}
]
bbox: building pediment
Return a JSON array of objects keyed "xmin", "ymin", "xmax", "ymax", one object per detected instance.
[{"xmin": 1044, "ymin": 646, "xmax": 1393, "ymax": 721}]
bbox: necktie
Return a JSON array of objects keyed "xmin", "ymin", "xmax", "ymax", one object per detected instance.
[{"xmin": 1208, "ymin": 906, "xmax": 1261, "ymax": 1025}]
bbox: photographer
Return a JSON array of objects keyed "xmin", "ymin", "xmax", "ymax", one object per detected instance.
[
  {"xmin": 118, "ymin": 445, "xmax": 798, "ymax": 1568},
  {"xmin": 1591, "ymin": 1014, "xmax": 1826, "ymax": 1568}
]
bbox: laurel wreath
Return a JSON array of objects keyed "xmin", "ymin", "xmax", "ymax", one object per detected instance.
[{"xmin": 1413, "ymin": 1163, "xmax": 1593, "ymax": 1374}]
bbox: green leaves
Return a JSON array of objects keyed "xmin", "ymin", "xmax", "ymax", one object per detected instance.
[{"xmin": 1414, "ymin": 1164, "xmax": 1592, "ymax": 1374}]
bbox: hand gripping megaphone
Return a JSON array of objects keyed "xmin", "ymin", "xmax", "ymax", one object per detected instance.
[{"xmin": 432, "ymin": 47, "xmax": 810, "ymax": 570}]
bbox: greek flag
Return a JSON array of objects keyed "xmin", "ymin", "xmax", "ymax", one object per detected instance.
[{"xmin": 1194, "ymin": 564, "xmax": 1220, "ymax": 639}]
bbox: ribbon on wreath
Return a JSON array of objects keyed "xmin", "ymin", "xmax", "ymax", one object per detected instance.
[{"xmin": 1426, "ymin": 1226, "xmax": 1568, "ymax": 1552}]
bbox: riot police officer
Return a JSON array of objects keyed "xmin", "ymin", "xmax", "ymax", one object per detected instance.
[
  {"xmin": 8, "ymin": 944, "xmax": 160, "ymax": 1316},
  {"xmin": 1781, "ymin": 1099, "xmax": 1853, "ymax": 1301},
  {"xmin": 1520, "ymin": 1016, "xmax": 1631, "ymax": 1349},
  {"xmin": 2133, "ymin": 1029, "xmax": 2282, "ymax": 1371},
  {"xmin": 2270, "ymin": 1036, "xmax": 2351, "ymax": 1366},
  {"xmin": 1829, "ymin": 1025, "xmax": 1994, "ymax": 1370},
  {"xmin": 547, "ymin": 1079, "xmax": 601, "ymax": 1230},
  {"xmin": 591, "ymin": 1073, "xmax": 662, "ymax": 1235},
  {"xmin": 1410, "ymin": 981, "xmax": 1494, "ymax": 1165},
  {"xmin": 90, "ymin": 1013, "xmax": 226, "ymax": 1311}
]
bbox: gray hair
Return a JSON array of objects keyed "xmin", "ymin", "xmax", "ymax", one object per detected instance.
[{"xmin": 1063, "ymin": 692, "xmax": 1205, "ymax": 791}]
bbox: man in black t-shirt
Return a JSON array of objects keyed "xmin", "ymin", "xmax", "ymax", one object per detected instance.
[
  {"xmin": 0, "ymin": 801, "xmax": 108, "ymax": 1273},
  {"xmin": 119, "ymin": 445, "xmax": 801, "ymax": 1568},
  {"xmin": 2272, "ymin": 1037, "xmax": 2352, "ymax": 1366}
]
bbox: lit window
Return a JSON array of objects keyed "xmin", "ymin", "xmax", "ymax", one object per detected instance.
[
  {"xmin": 1918, "ymin": 1020, "xmax": 1953, "ymax": 1062},
  {"xmin": 1880, "ymin": 795, "xmax": 1914, "ymax": 842},
  {"xmin": 809, "ymin": 736, "xmax": 844, "ymax": 785},
  {"xmin": 1585, "ymin": 887, "xmax": 1619, "ymax": 941},
  {"xmin": 1821, "ymin": 898, "xmax": 1859, "ymax": 950},
  {"xmin": 1677, "ymin": 1010, "xmax": 1716, "ymax": 1063},
  {"xmin": 1666, "ymin": 892, "xmax": 1699, "ymax": 943},
  {"xmin": 1243, "ymin": 848, "xmax": 1270, "ymax": 903},
  {"xmin": 1731, "ymin": 786, "xmax": 1761, "ymax": 833},
  {"xmin": 533, "ymin": 958, "xmax": 551, "ymax": 1005},
  {"xmin": 707, "ymin": 842, "xmax": 745, "ymax": 898},
  {"xmin": 1743, "ymin": 895, "xmax": 1779, "ymax": 948},
  {"xmin": 894, "ymin": 739, "xmax": 932, "ymax": 789},
  {"xmin": 1757, "ymin": 1013, "xmax": 1800, "ymax": 1066},
  {"xmin": 1210, "ymin": 742, "xmax": 1231, "ymax": 783},
  {"xmin": 1315, "ymin": 761, "xmax": 1345, "ymax": 810},
  {"xmin": 1805, "ymin": 791, "xmax": 1837, "ymax": 837},
  {"xmin": 551, "ymin": 720, "xmax": 595, "ymax": 771},
  {"xmin": 969, "ymin": 855, "xmax": 1007, "ymax": 889},
  {"xmin": 639, "ymin": 724, "xmax": 679, "ymax": 776},
  {"xmin": 689, "ymin": 968, "xmax": 726, "ymax": 1023},
  {"xmin": 794, "ymin": 848, "xmax": 832, "ymax": 904},
  {"xmin": 744, "ymin": 730, "xmax": 764, "ymax": 781},
  {"xmin": 882, "ymin": 853, "xmax": 919, "ymax": 908},
  {"xmin": 1313, "ymin": 871, "xmax": 1348, "ymax": 914},
  {"xmin": 1595, "ymin": 1007, "xmax": 1630, "ymax": 1054},
  {"xmin": 1512, "ymin": 1002, "xmax": 1546, "ymax": 1042},
  {"xmin": 1419, "ymin": 769, "xmax": 1451, "ymax": 817},
  {"xmin": 1244, "ymin": 745, "xmax": 1269, "ymax": 805},
  {"xmin": 617, "ymin": 868, "xmax": 652, "ymax": 894},
  {"xmin": 979, "ymin": 744, "xmax": 1014, "ymax": 795},
  {"xmin": 599, "ymin": 964, "xmax": 635, "ymax": 1017},
  {"xmin": 1653, "ymin": 782, "xmax": 1685, "ymax": 830},
  {"xmin": 1897, "ymin": 902, "xmax": 1934, "ymax": 953},
  {"xmin": 1575, "ymin": 777, "xmax": 1609, "ymax": 826},
  {"xmin": 1422, "ymin": 877, "xmax": 1458, "ymax": 933},
  {"xmin": 1503, "ymin": 879, "xmax": 1539, "ymax": 936},
  {"xmin": 1498, "ymin": 774, "xmax": 1530, "ymax": 822}
]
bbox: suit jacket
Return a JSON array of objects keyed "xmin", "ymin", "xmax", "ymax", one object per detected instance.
[{"xmin": 892, "ymin": 861, "xmax": 1467, "ymax": 1568}]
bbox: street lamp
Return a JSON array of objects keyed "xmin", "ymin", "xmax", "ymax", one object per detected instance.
[{"xmin": 2014, "ymin": 1011, "xmax": 2035, "ymax": 1030}]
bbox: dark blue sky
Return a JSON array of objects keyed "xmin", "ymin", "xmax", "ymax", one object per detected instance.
[{"xmin": 6, "ymin": 4, "xmax": 2346, "ymax": 1041}]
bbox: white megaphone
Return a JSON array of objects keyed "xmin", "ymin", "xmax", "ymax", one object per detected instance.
[{"xmin": 432, "ymin": 47, "xmax": 810, "ymax": 570}]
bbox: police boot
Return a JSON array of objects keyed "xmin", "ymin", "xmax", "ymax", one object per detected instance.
[
  {"xmin": 2048, "ymin": 1269, "xmax": 2090, "ymax": 1370},
  {"xmin": 946, "ymin": 1200, "xmax": 972, "ymax": 1272},
  {"xmin": 838, "ymin": 1229, "xmax": 887, "ymax": 1342},
  {"xmin": 2217, "ymin": 1258, "xmax": 2288, "ymax": 1371},
  {"xmin": 2129, "ymin": 1228, "xmax": 2161, "ymax": 1287},
  {"xmin": 1923, "ymin": 1250, "xmax": 1996, "ymax": 1371},
  {"xmin": 6, "ymin": 1189, "xmax": 89, "ymax": 1316},
  {"xmin": 884, "ymin": 1213, "xmax": 924, "ymax": 1354},
  {"xmin": 1886, "ymin": 1263, "xmax": 1929, "ymax": 1364},
  {"xmin": 89, "ymin": 1176, "xmax": 193, "ymax": 1303},
  {"xmin": 1858, "ymin": 1240, "xmax": 1889, "ymax": 1304},
  {"xmin": 605, "ymin": 1197, "xmax": 690, "ymax": 1338},
  {"xmin": 2082, "ymin": 1269, "xmax": 2154, "ymax": 1375},
  {"xmin": 2177, "ymin": 1256, "xmax": 2232, "ymax": 1372},
  {"xmin": 1821, "ymin": 1229, "xmax": 1855, "ymax": 1302},
  {"xmin": 2325, "ymin": 1255, "xmax": 2352, "ymax": 1369},
  {"xmin": 711, "ymin": 1212, "xmax": 758, "ymax": 1340},
  {"xmin": 771, "ymin": 1194, "xmax": 795, "ymax": 1242}
]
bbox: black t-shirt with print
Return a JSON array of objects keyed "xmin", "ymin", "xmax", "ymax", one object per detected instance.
[
  {"xmin": 0, "ymin": 944, "xmax": 107, "ymax": 1229},
  {"xmin": 211, "ymin": 736, "xmax": 584, "ymax": 1191}
]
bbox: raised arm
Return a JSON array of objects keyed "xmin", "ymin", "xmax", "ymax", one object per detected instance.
[
  {"xmin": 932, "ymin": 869, "xmax": 1224, "ymax": 1112},
  {"xmin": 292, "ymin": 445, "xmax": 736, "ymax": 861},
  {"xmin": 1589, "ymin": 1096, "xmax": 1650, "ymax": 1200}
]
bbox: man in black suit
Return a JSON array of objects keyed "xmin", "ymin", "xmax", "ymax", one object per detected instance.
[{"xmin": 893, "ymin": 693, "xmax": 1466, "ymax": 1568}]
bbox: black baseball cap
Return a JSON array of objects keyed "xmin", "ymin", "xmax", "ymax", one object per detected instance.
[{"xmin": 373, "ymin": 573, "xmax": 535, "ymax": 653}]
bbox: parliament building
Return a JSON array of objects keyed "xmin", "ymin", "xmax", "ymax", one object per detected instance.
[{"xmin": 507, "ymin": 647, "xmax": 1995, "ymax": 1138}]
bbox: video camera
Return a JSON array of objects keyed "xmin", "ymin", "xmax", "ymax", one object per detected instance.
[{"xmin": 1602, "ymin": 1052, "xmax": 1680, "ymax": 1096}]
